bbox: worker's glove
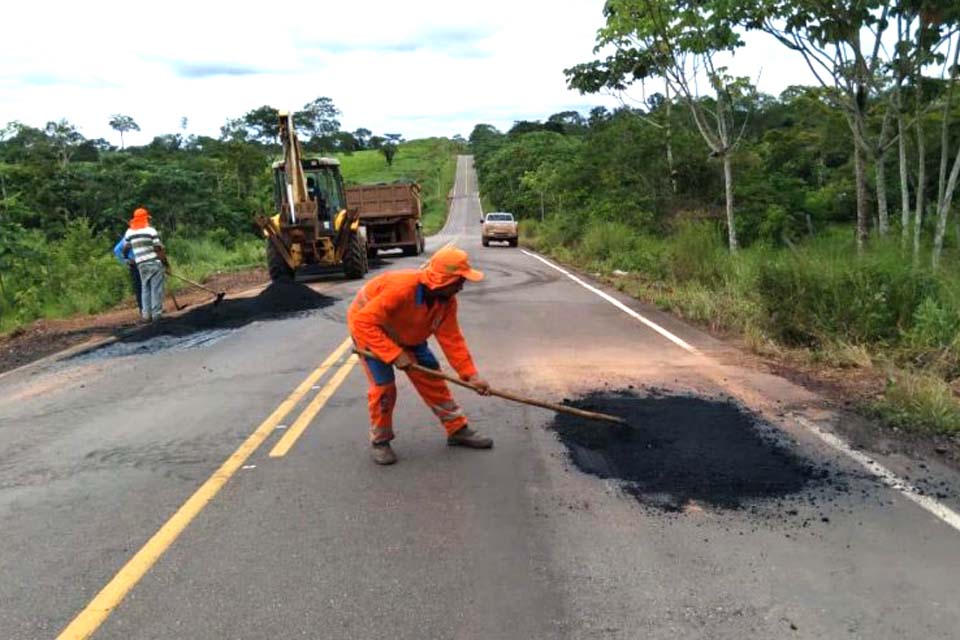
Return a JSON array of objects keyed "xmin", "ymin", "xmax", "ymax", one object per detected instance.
[
  {"xmin": 467, "ymin": 375, "xmax": 491, "ymax": 396},
  {"xmin": 393, "ymin": 352, "xmax": 414, "ymax": 370}
]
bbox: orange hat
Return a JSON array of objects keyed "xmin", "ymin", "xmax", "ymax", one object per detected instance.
[
  {"xmin": 130, "ymin": 207, "xmax": 150, "ymax": 230},
  {"xmin": 420, "ymin": 246, "xmax": 484, "ymax": 289}
]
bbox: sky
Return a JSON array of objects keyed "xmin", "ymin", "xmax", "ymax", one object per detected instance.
[{"xmin": 0, "ymin": 0, "xmax": 818, "ymax": 147}]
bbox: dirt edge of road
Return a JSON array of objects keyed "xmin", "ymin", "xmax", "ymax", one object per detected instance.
[
  {"xmin": 0, "ymin": 268, "xmax": 271, "ymax": 376},
  {"xmin": 541, "ymin": 254, "xmax": 960, "ymax": 471}
]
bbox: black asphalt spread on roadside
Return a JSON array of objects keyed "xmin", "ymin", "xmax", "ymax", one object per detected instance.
[
  {"xmin": 74, "ymin": 282, "xmax": 337, "ymax": 358},
  {"xmin": 551, "ymin": 389, "xmax": 833, "ymax": 512}
]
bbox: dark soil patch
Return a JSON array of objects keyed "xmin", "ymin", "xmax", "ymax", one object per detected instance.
[
  {"xmin": 125, "ymin": 282, "xmax": 334, "ymax": 340},
  {"xmin": 551, "ymin": 389, "xmax": 832, "ymax": 512},
  {"xmin": 75, "ymin": 281, "xmax": 337, "ymax": 358},
  {"xmin": 0, "ymin": 268, "xmax": 272, "ymax": 373}
]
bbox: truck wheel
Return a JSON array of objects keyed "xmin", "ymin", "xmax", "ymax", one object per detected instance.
[
  {"xmin": 509, "ymin": 238, "xmax": 518, "ymax": 247},
  {"xmin": 266, "ymin": 240, "xmax": 295, "ymax": 282},
  {"xmin": 416, "ymin": 229, "xmax": 425, "ymax": 255},
  {"xmin": 342, "ymin": 232, "xmax": 368, "ymax": 279},
  {"xmin": 482, "ymin": 236, "xmax": 489, "ymax": 247},
  {"xmin": 367, "ymin": 247, "xmax": 378, "ymax": 261}
]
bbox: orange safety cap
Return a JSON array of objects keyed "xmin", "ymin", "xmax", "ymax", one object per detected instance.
[
  {"xmin": 130, "ymin": 207, "xmax": 150, "ymax": 229},
  {"xmin": 420, "ymin": 246, "xmax": 484, "ymax": 289}
]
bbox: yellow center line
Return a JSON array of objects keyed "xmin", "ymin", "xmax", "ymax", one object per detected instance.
[
  {"xmin": 269, "ymin": 354, "xmax": 360, "ymax": 457},
  {"xmin": 56, "ymin": 336, "xmax": 354, "ymax": 640}
]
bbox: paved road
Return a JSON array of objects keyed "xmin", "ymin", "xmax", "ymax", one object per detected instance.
[{"xmin": 2, "ymin": 156, "xmax": 959, "ymax": 639}]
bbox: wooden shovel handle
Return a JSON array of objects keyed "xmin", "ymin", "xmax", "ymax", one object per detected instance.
[{"xmin": 353, "ymin": 349, "xmax": 626, "ymax": 425}]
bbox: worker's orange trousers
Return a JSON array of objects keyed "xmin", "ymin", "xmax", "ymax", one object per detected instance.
[{"xmin": 359, "ymin": 342, "xmax": 468, "ymax": 443}]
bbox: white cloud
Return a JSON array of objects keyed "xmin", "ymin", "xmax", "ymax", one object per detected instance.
[{"xmin": 0, "ymin": 0, "xmax": 818, "ymax": 146}]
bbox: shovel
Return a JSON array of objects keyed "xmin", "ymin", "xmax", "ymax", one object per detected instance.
[
  {"xmin": 168, "ymin": 272, "xmax": 226, "ymax": 306},
  {"xmin": 170, "ymin": 290, "xmax": 189, "ymax": 311},
  {"xmin": 354, "ymin": 348, "xmax": 626, "ymax": 425}
]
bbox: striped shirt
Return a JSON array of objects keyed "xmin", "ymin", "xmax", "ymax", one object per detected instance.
[{"xmin": 123, "ymin": 226, "xmax": 163, "ymax": 265}]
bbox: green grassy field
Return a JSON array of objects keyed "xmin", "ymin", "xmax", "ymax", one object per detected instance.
[{"xmin": 337, "ymin": 138, "xmax": 459, "ymax": 234}]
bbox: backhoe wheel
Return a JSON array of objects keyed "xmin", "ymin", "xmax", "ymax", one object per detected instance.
[
  {"xmin": 266, "ymin": 240, "xmax": 295, "ymax": 282},
  {"xmin": 343, "ymin": 231, "xmax": 368, "ymax": 279}
]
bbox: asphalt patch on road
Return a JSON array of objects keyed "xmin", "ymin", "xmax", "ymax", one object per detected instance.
[
  {"xmin": 77, "ymin": 282, "xmax": 337, "ymax": 357},
  {"xmin": 551, "ymin": 389, "xmax": 832, "ymax": 512}
]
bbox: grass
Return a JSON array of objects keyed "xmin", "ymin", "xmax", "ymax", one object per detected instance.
[
  {"xmin": 524, "ymin": 216, "xmax": 960, "ymax": 435},
  {"xmin": 164, "ymin": 236, "xmax": 265, "ymax": 287},
  {"xmin": 337, "ymin": 138, "xmax": 459, "ymax": 235},
  {"xmin": 0, "ymin": 232, "xmax": 265, "ymax": 335}
]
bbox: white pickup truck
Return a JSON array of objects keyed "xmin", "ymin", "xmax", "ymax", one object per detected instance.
[{"xmin": 481, "ymin": 212, "xmax": 519, "ymax": 247}]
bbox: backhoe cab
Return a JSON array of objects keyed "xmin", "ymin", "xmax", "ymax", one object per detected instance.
[{"xmin": 256, "ymin": 111, "xmax": 368, "ymax": 281}]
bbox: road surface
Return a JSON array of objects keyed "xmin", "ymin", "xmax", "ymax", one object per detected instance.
[{"xmin": 1, "ymin": 156, "xmax": 958, "ymax": 639}]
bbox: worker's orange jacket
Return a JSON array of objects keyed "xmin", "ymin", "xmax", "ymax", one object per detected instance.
[{"xmin": 347, "ymin": 270, "xmax": 478, "ymax": 380}]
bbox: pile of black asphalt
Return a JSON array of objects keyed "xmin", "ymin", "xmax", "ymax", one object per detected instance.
[{"xmin": 550, "ymin": 389, "xmax": 837, "ymax": 514}]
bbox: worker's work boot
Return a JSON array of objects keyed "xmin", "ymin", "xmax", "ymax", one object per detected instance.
[
  {"xmin": 370, "ymin": 442, "xmax": 397, "ymax": 465},
  {"xmin": 447, "ymin": 425, "xmax": 493, "ymax": 449}
]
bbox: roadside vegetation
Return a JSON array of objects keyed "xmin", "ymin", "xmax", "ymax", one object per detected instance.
[
  {"xmin": 0, "ymin": 99, "xmax": 459, "ymax": 333},
  {"xmin": 339, "ymin": 138, "xmax": 459, "ymax": 234},
  {"xmin": 473, "ymin": 2, "xmax": 960, "ymax": 435}
]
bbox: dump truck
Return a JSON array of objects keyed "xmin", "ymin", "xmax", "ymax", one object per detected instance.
[
  {"xmin": 255, "ymin": 112, "xmax": 368, "ymax": 282},
  {"xmin": 346, "ymin": 182, "xmax": 425, "ymax": 259}
]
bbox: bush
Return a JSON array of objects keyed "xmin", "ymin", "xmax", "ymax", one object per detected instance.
[
  {"xmin": 664, "ymin": 222, "xmax": 727, "ymax": 285},
  {"xmin": 753, "ymin": 236, "xmax": 943, "ymax": 347},
  {"xmin": 579, "ymin": 222, "xmax": 637, "ymax": 262},
  {"xmin": 872, "ymin": 372, "xmax": 960, "ymax": 434}
]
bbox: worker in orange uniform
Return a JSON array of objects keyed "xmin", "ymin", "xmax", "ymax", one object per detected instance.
[{"xmin": 347, "ymin": 246, "xmax": 493, "ymax": 465}]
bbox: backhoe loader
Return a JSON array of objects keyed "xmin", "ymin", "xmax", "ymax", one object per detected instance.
[{"xmin": 255, "ymin": 111, "xmax": 368, "ymax": 281}]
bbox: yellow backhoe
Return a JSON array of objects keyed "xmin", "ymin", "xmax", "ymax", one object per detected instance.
[{"xmin": 255, "ymin": 111, "xmax": 368, "ymax": 281}]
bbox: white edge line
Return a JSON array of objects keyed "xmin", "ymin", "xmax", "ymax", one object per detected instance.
[
  {"xmin": 521, "ymin": 249, "xmax": 702, "ymax": 356},
  {"xmin": 793, "ymin": 415, "xmax": 960, "ymax": 534},
  {"xmin": 521, "ymin": 247, "xmax": 960, "ymax": 535}
]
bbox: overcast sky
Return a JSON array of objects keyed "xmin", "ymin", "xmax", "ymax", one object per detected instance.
[{"xmin": 0, "ymin": 0, "xmax": 817, "ymax": 147}]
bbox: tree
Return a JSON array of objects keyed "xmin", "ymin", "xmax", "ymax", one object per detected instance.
[
  {"xmin": 353, "ymin": 127, "xmax": 372, "ymax": 150},
  {"xmin": 297, "ymin": 97, "xmax": 341, "ymax": 148},
  {"xmin": 566, "ymin": 0, "xmax": 750, "ymax": 251},
  {"xmin": 45, "ymin": 120, "xmax": 85, "ymax": 168},
  {"xmin": 243, "ymin": 105, "xmax": 281, "ymax": 143},
  {"xmin": 108, "ymin": 114, "xmax": 139, "ymax": 150},
  {"xmin": 381, "ymin": 133, "xmax": 403, "ymax": 166},
  {"xmin": 335, "ymin": 131, "xmax": 359, "ymax": 154},
  {"xmin": 932, "ymin": 30, "xmax": 960, "ymax": 269},
  {"xmin": 546, "ymin": 110, "xmax": 588, "ymax": 135},
  {"xmin": 735, "ymin": 0, "xmax": 957, "ymax": 253}
]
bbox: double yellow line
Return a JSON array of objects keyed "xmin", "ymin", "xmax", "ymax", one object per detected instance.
[{"xmin": 58, "ymin": 337, "xmax": 359, "ymax": 640}]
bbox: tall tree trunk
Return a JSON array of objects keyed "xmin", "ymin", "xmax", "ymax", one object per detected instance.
[
  {"xmin": 898, "ymin": 112, "xmax": 911, "ymax": 248},
  {"xmin": 723, "ymin": 153, "xmax": 738, "ymax": 252},
  {"xmin": 854, "ymin": 142, "xmax": 868, "ymax": 253},
  {"xmin": 875, "ymin": 152, "xmax": 889, "ymax": 236},
  {"xmin": 914, "ymin": 113, "xmax": 926, "ymax": 263},
  {"xmin": 932, "ymin": 142, "xmax": 960, "ymax": 270},
  {"xmin": 665, "ymin": 81, "xmax": 676, "ymax": 194},
  {"xmin": 932, "ymin": 40, "xmax": 960, "ymax": 269},
  {"xmin": 873, "ymin": 107, "xmax": 894, "ymax": 237}
]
